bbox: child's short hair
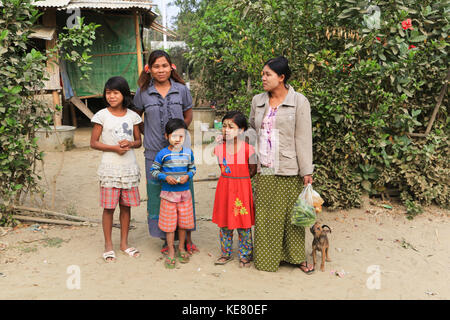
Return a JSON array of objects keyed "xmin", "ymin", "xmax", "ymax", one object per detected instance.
[
  {"xmin": 165, "ymin": 118, "xmax": 187, "ymax": 135},
  {"xmin": 103, "ymin": 76, "xmax": 134, "ymax": 109},
  {"xmin": 222, "ymin": 111, "xmax": 248, "ymax": 131}
]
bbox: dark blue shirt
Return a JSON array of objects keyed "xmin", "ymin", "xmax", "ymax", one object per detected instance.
[{"xmin": 133, "ymin": 79, "xmax": 193, "ymax": 160}]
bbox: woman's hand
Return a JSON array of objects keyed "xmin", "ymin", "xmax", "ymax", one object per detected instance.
[{"xmin": 303, "ymin": 175, "xmax": 313, "ymax": 186}]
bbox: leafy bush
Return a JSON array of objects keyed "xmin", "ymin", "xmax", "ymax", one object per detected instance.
[
  {"xmin": 0, "ymin": 1, "xmax": 98, "ymax": 225},
  {"xmin": 183, "ymin": 0, "xmax": 449, "ymax": 213},
  {"xmin": 0, "ymin": 1, "xmax": 51, "ymax": 225},
  {"xmin": 54, "ymin": 17, "xmax": 100, "ymax": 80}
]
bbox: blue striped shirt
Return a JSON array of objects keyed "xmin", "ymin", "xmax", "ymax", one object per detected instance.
[{"xmin": 150, "ymin": 147, "xmax": 196, "ymax": 192}]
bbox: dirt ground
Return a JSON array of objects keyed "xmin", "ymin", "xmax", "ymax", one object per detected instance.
[{"xmin": 0, "ymin": 128, "xmax": 449, "ymax": 300}]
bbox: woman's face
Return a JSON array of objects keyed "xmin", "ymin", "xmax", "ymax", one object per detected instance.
[
  {"xmin": 261, "ymin": 65, "xmax": 285, "ymax": 92},
  {"xmin": 150, "ymin": 56, "xmax": 172, "ymax": 83}
]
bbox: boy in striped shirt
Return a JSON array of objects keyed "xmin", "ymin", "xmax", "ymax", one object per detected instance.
[{"xmin": 150, "ymin": 119, "xmax": 196, "ymax": 268}]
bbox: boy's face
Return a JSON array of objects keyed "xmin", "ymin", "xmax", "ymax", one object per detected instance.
[{"xmin": 166, "ymin": 128, "xmax": 185, "ymax": 149}]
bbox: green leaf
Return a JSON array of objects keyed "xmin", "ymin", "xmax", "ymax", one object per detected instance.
[
  {"xmin": 403, "ymin": 88, "xmax": 413, "ymax": 97},
  {"xmin": 10, "ymin": 86, "xmax": 21, "ymax": 94},
  {"xmin": 409, "ymin": 35, "xmax": 427, "ymax": 43},
  {"xmin": 0, "ymin": 30, "xmax": 8, "ymax": 40},
  {"xmin": 361, "ymin": 180, "xmax": 372, "ymax": 191}
]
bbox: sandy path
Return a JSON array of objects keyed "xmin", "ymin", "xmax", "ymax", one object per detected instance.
[{"xmin": 0, "ymin": 128, "xmax": 449, "ymax": 300}]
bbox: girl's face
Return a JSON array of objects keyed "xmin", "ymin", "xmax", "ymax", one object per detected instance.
[
  {"xmin": 105, "ymin": 89, "xmax": 124, "ymax": 109},
  {"xmin": 150, "ymin": 56, "xmax": 172, "ymax": 84},
  {"xmin": 166, "ymin": 128, "xmax": 185, "ymax": 149},
  {"xmin": 261, "ymin": 65, "xmax": 285, "ymax": 92},
  {"xmin": 222, "ymin": 119, "xmax": 242, "ymax": 141}
]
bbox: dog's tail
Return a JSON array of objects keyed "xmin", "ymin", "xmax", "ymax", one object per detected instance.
[{"xmin": 322, "ymin": 225, "xmax": 332, "ymax": 233}]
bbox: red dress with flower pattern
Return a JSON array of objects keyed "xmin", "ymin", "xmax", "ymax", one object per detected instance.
[{"xmin": 212, "ymin": 142, "xmax": 255, "ymax": 229}]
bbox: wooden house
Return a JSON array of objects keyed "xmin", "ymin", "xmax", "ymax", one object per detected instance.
[{"xmin": 28, "ymin": 0, "xmax": 176, "ymax": 126}]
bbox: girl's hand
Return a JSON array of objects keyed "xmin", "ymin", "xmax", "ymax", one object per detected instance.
[
  {"xmin": 118, "ymin": 139, "xmax": 132, "ymax": 148},
  {"xmin": 178, "ymin": 175, "xmax": 189, "ymax": 184},
  {"xmin": 166, "ymin": 176, "xmax": 178, "ymax": 185},
  {"xmin": 115, "ymin": 145, "xmax": 129, "ymax": 155},
  {"xmin": 215, "ymin": 134, "xmax": 224, "ymax": 143},
  {"xmin": 303, "ymin": 175, "xmax": 313, "ymax": 186}
]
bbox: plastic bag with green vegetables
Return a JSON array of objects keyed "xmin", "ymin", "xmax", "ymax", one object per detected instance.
[{"xmin": 291, "ymin": 184, "xmax": 317, "ymax": 227}]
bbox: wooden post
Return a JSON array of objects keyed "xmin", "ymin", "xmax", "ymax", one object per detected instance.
[
  {"xmin": 51, "ymin": 90, "xmax": 61, "ymax": 126},
  {"xmin": 70, "ymin": 104, "xmax": 77, "ymax": 127},
  {"xmin": 134, "ymin": 11, "xmax": 143, "ymax": 76},
  {"xmin": 43, "ymin": 9, "xmax": 62, "ymax": 126}
]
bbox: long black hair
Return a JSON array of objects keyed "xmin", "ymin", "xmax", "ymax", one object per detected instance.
[
  {"xmin": 138, "ymin": 50, "xmax": 185, "ymax": 90},
  {"xmin": 103, "ymin": 76, "xmax": 134, "ymax": 109}
]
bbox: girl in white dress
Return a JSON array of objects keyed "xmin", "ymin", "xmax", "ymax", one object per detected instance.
[{"xmin": 90, "ymin": 76, "xmax": 142, "ymax": 262}]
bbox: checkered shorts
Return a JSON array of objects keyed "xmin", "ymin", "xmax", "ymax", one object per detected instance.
[
  {"xmin": 158, "ymin": 197, "xmax": 194, "ymax": 232},
  {"xmin": 100, "ymin": 187, "xmax": 140, "ymax": 209}
]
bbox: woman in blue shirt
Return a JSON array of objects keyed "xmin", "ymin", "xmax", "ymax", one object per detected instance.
[{"xmin": 133, "ymin": 50, "xmax": 199, "ymax": 255}]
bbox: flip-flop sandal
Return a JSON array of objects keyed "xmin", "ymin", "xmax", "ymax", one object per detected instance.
[
  {"xmin": 186, "ymin": 243, "xmax": 199, "ymax": 255},
  {"xmin": 299, "ymin": 261, "xmax": 314, "ymax": 274},
  {"xmin": 178, "ymin": 251, "xmax": 190, "ymax": 264},
  {"xmin": 122, "ymin": 247, "xmax": 140, "ymax": 258},
  {"xmin": 239, "ymin": 258, "xmax": 251, "ymax": 268},
  {"xmin": 165, "ymin": 257, "xmax": 176, "ymax": 269},
  {"xmin": 103, "ymin": 250, "xmax": 116, "ymax": 263},
  {"xmin": 161, "ymin": 245, "xmax": 169, "ymax": 256},
  {"xmin": 214, "ymin": 256, "xmax": 233, "ymax": 265}
]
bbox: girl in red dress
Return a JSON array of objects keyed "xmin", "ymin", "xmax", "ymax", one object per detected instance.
[{"xmin": 212, "ymin": 111, "xmax": 257, "ymax": 268}]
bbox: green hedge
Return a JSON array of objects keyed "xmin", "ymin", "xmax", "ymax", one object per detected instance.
[{"xmin": 185, "ymin": 0, "xmax": 449, "ymax": 216}]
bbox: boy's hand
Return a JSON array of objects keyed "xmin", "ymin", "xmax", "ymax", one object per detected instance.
[
  {"xmin": 178, "ymin": 175, "xmax": 189, "ymax": 184},
  {"xmin": 165, "ymin": 176, "xmax": 178, "ymax": 185}
]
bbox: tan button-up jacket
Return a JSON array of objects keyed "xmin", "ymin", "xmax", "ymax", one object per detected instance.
[{"xmin": 249, "ymin": 85, "xmax": 314, "ymax": 177}]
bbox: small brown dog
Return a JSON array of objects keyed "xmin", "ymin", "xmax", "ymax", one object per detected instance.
[{"xmin": 310, "ymin": 222, "xmax": 332, "ymax": 272}]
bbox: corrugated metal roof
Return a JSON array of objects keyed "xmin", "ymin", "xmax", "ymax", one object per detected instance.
[
  {"xmin": 64, "ymin": 0, "xmax": 155, "ymax": 10},
  {"xmin": 24, "ymin": 0, "xmax": 155, "ymax": 10},
  {"xmin": 31, "ymin": 0, "xmax": 71, "ymax": 7},
  {"xmin": 0, "ymin": 0, "xmax": 70, "ymax": 7}
]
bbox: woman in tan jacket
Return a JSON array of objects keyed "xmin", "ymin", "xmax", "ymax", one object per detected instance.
[{"xmin": 250, "ymin": 56, "xmax": 315, "ymax": 273}]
